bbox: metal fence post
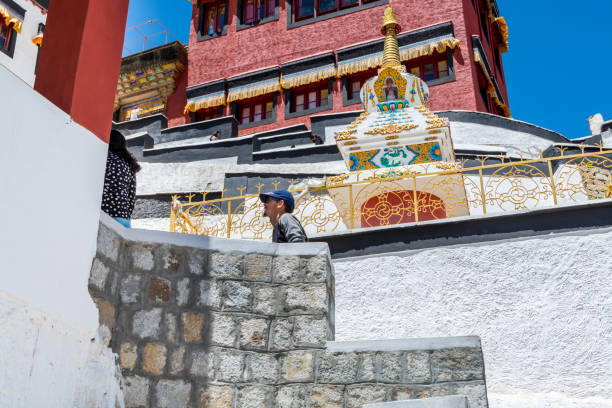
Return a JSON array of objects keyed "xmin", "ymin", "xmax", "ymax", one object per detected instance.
[
  {"xmin": 478, "ymin": 168, "xmax": 487, "ymax": 214},
  {"xmin": 547, "ymin": 159, "xmax": 558, "ymax": 206},
  {"xmin": 226, "ymin": 200, "xmax": 232, "ymax": 238},
  {"xmin": 412, "ymin": 175, "xmax": 419, "ymax": 222}
]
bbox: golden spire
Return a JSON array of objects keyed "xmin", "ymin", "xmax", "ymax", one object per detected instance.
[{"xmin": 380, "ymin": 7, "xmax": 404, "ymax": 72}]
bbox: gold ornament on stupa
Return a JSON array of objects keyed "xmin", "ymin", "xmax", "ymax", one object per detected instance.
[{"xmin": 380, "ymin": 7, "xmax": 405, "ymax": 73}]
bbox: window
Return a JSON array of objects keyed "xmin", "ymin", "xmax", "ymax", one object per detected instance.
[
  {"xmin": 196, "ymin": 107, "xmax": 222, "ymax": 122},
  {"xmin": 293, "ymin": 0, "xmax": 379, "ymax": 22},
  {"xmin": 0, "ymin": 20, "xmax": 15, "ymax": 57},
  {"xmin": 202, "ymin": 0, "xmax": 227, "ymax": 37},
  {"xmin": 237, "ymin": 97, "xmax": 274, "ymax": 125},
  {"xmin": 242, "ymin": 0, "xmax": 275, "ymax": 24},
  {"xmin": 480, "ymin": 11, "xmax": 489, "ymax": 41},
  {"xmin": 290, "ymin": 84, "xmax": 328, "ymax": 113},
  {"xmin": 480, "ymin": 87, "xmax": 489, "ymax": 112},
  {"xmin": 406, "ymin": 55, "xmax": 451, "ymax": 84}
]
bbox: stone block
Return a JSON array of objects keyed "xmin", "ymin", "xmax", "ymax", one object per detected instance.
[
  {"xmin": 199, "ymin": 279, "xmax": 221, "ymax": 308},
  {"xmin": 358, "ymin": 353, "xmax": 377, "ymax": 382},
  {"xmin": 169, "ymin": 346, "xmax": 185, "ymax": 375},
  {"xmin": 270, "ymin": 318, "xmax": 293, "ymax": 351},
  {"xmin": 316, "ymin": 352, "xmax": 358, "ymax": 384},
  {"xmin": 190, "ymin": 349, "xmax": 210, "ymax": 378},
  {"xmin": 281, "ymin": 350, "xmax": 314, "ymax": 382},
  {"xmin": 345, "ymin": 385, "xmax": 387, "ymax": 408},
  {"xmin": 244, "ymin": 353, "xmax": 279, "ymax": 384},
  {"xmin": 236, "ymin": 385, "xmax": 274, "ymax": 408},
  {"xmin": 272, "ymin": 256, "xmax": 301, "ymax": 282},
  {"xmin": 165, "ymin": 312, "xmax": 178, "ymax": 344},
  {"xmin": 210, "ymin": 312, "xmax": 236, "ymax": 347},
  {"xmin": 110, "ymin": 271, "xmax": 119, "ymax": 296},
  {"xmin": 389, "ymin": 386, "xmax": 414, "ymax": 401},
  {"xmin": 160, "ymin": 246, "xmax": 182, "ymax": 272},
  {"xmin": 210, "ymin": 251, "xmax": 244, "ymax": 278},
  {"xmin": 120, "ymin": 342, "xmax": 138, "ymax": 371},
  {"xmin": 133, "ymin": 308, "xmax": 162, "ymax": 339},
  {"xmin": 378, "ymin": 352, "xmax": 402, "ymax": 383},
  {"xmin": 182, "ymin": 312, "xmax": 204, "ymax": 343},
  {"xmin": 187, "ymin": 249, "xmax": 207, "ymax": 275},
  {"xmin": 431, "ymin": 348, "xmax": 483, "ymax": 382},
  {"xmin": 177, "ymin": 278, "xmax": 190, "ymax": 306},
  {"xmin": 92, "ymin": 296, "xmax": 116, "ymax": 332},
  {"xmin": 451, "ymin": 381, "xmax": 487, "ymax": 408},
  {"xmin": 213, "ymin": 348, "xmax": 243, "ymax": 382},
  {"xmin": 89, "ymin": 258, "xmax": 110, "ymax": 291},
  {"xmin": 282, "ymin": 284, "xmax": 327, "ymax": 314},
  {"xmin": 222, "ymin": 281, "xmax": 251, "ymax": 311},
  {"xmin": 301, "ymin": 255, "xmax": 329, "ymax": 282},
  {"xmin": 120, "ymin": 274, "xmax": 142, "ymax": 304},
  {"xmin": 155, "ymin": 379, "xmax": 191, "ymax": 408},
  {"xmin": 311, "ymin": 385, "xmax": 344, "ymax": 408},
  {"xmin": 142, "ymin": 343, "xmax": 167, "ymax": 376},
  {"xmin": 411, "ymin": 383, "xmax": 451, "ymax": 400},
  {"xmin": 149, "ymin": 277, "xmax": 171, "ymax": 303},
  {"xmin": 246, "ymin": 254, "xmax": 272, "ymax": 280},
  {"xmin": 253, "ymin": 284, "xmax": 277, "ymax": 315},
  {"xmin": 292, "ymin": 316, "xmax": 329, "ymax": 348},
  {"xmin": 130, "ymin": 244, "xmax": 155, "ymax": 271},
  {"xmin": 405, "ymin": 351, "xmax": 432, "ymax": 383},
  {"xmin": 200, "ymin": 385, "xmax": 233, "ymax": 408},
  {"xmin": 276, "ymin": 384, "xmax": 311, "ymax": 408},
  {"xmin": 124, "ymin": 375, "xmax": 149, "ymax": 408},
  {"xmin": 239, "ymin": 317, "xmax": 268, "ymax": 350},
  {"xmin": 97, "ymin": 224, "xmax": 120, "ymax": 262}
]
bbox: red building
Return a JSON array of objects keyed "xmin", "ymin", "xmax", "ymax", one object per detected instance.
[{"xmin": 167, "ymin": 0, "xmax": 509, "ymax": 136}]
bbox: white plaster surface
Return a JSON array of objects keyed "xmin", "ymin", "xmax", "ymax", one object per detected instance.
[
  {"xmin": 0, "ymin": 65, "xmax": 106, "ymax": 331},
  {"xmin": 332, "ymin": 227, "xmax": 612, "ymax": 408},
  {"xmin": 0, "ymin": 0, "xmax": 46, "ymax": 86},
  {"xmin": 449, "ymin": 119, "xmax": 558, "ymax": 158},
  {"xmin": 137, "ymin": 160, "xmax": 347, "ymax": 195},
  {"xmin": 0, "ymin": 291, "xmax": 124, "ymax": 408}
]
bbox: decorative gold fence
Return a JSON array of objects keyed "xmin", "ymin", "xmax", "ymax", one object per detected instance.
[{"xmin": 170, "ymin": 149, "xmax": 612, "ymax": 240}]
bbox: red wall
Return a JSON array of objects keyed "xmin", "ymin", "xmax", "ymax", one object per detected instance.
[
  {"xmin": 34, "ymin": 0, "xmax": 129, "ymax": 142},
  {"xmin": 171, "ymin": 0, "xmax": 509, "ymax": 132}
]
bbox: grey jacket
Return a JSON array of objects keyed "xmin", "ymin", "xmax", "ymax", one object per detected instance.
[{"xmin": 272, "ymin": 213, "xmax": 308, "ymax": 243}]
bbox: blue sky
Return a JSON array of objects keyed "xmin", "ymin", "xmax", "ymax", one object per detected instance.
[{"xmin": 124, "ymin": 0, "xmax": 612, "ymax": 139}]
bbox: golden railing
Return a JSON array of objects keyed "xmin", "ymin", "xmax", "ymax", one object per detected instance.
[{"xmin": 170, "ymin": 149, "xmax": 612, "ymax": 240}]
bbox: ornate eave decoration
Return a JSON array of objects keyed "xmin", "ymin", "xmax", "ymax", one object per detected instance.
[{"xmin": 0, "ymin": 2, "xmax": 23, "ymax": 33}]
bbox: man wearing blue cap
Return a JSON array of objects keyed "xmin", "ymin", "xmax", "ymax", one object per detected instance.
[{"xmin": 259, "ymin": 190, "xmax": 308, "ymax": 243}]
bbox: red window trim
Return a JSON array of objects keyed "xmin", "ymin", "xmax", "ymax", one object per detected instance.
[
  {"xmin": 405, "ymin": 52, "xmax": 450, "ymax": 83},
  {"xmin": 243, "ymin": 0, "xmax": 275, "ymax": 23},
  {"xmin": 0, "ymin": 21, "xmax": 13, "ymax": 51},
  {"xmin": 203, "ymin": 0, "xmax": 227, "ymax": 36},
  {"xmin": 293, "ymin": 0, "xmax": 373, "ymax": 21},
  {"xmin": 290, "ymin": 82, "xmax": 328, "ymax": 113},
  {"xmin": 237, "ymin": 95, "xmax": 275, "ymax": 125}
]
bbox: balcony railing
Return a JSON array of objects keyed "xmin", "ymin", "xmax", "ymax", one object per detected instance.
[{"xmin": 170, "ymin": 148, "xmax": 612, "ymax": 240}]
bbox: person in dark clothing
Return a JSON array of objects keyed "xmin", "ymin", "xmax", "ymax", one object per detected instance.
[
  {"xmin": 310, "ymin": 135, "xmax": 324, "ymax": 145},
  {"xmin": 101, "ymin": 130, "xmax": 141, "ymax": 228},
  {"xmin": 259, "ymin": 190, "xmax": 308, "ymax": 243}
]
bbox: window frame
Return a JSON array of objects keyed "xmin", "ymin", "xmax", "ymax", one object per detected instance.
[
  {"xmin": 287, "ymin": 0, "xmax": 388, "ymax": 28},
  {"xmin": 233, "ymin": 94, "xmax": 277, "ymax": 129},
  {"xmin": 342, "ymin": 68, "xmax": 376, "ymax": 106},
  {"xmin": 284, "ymin": 79, "xmax": 333, "ymax": 119},
  {"xmin": 404, "ymin": 50, "xmax": 456, "ymax": 87},
  {"xmin": 0, "ymin": 20, "xmax": 17, "ymax": 58},
  {"xmin": 198, "ymin": 0, "xmax": 230, "ymax": 41},
  {"xmin": 237, "ymin": 0, "xmax": 278, "ymax": 30}
]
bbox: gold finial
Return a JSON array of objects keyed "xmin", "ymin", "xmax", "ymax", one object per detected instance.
[{"xmin": 381, "ymin": 7, "xmax": 403, "ymax": 71}]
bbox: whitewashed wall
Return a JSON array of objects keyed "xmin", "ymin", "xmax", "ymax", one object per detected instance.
[
  {"xmin": 0, "ymin": 65, "xmax": 120, "ymax": 406},
  {"xmin": 333, "ymin": 227, "xmax": 612, "ymax": 408},
  {"xmin": 0, "ymin": 0, "xmax": 46, "ymax": 86}
]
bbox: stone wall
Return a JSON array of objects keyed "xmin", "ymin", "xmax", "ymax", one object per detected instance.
[{"xmin": 90, "ymin": 214, "xmax": 488, "ymax": 407}]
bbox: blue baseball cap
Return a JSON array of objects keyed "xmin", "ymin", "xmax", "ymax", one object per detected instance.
[{"xmin": 259, "ymin": 189, "xmax": 295, "ymax": 213}]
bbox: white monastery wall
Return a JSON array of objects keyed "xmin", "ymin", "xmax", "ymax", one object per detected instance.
[
  {"xmin": 0, "ymin": 0, "xmax": 46, "ymax": 86},
  {"xmin": 332, "ymin": 227, "xmax": 612, "ymax": 408},
  {"xmin": 0, "ymin": 65, "xmax": 121, "ymax": 406}
]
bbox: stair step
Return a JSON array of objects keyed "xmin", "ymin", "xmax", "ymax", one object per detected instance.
[{"xmin": 364, "ymin": 396, "xmax": 469, "ymax": 408}]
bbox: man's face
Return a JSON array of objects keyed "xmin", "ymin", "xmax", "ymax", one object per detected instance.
[{"xmin": 262, "ymin": 197, "xmax": 285, "ymax": 219}]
